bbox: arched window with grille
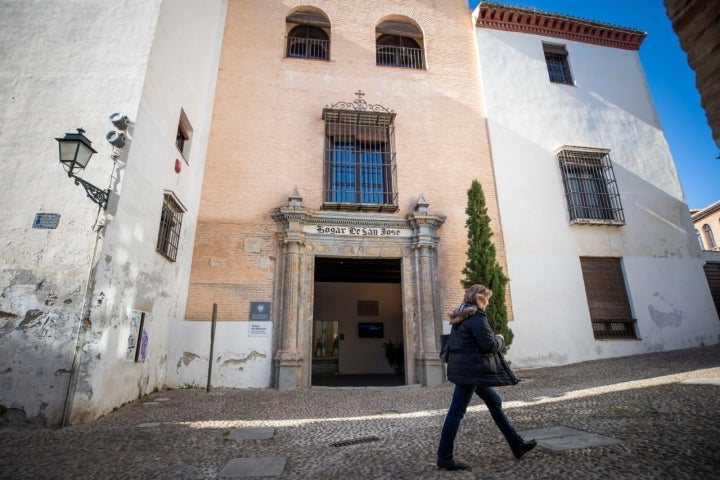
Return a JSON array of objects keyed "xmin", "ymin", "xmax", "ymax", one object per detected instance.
[
  {"xmin": 375, "ymin": 19, "xmax": 425, "ymax": 69},
  {"xmin": 703, "ymin": 224, "xmax": 716, "ymax": 249},
  {"xmin": 285, "ymin": 8, "xmax": 330, "ymax": 60}
]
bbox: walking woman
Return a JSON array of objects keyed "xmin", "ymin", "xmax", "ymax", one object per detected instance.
[{"xmin": 437, "ymin": 284, "xmax": 536, "ymax": 471}]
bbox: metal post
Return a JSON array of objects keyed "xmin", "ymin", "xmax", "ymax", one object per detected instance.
[{"xmin": 206, "ymin": 303, "xmax": 217, "ymax": 393}]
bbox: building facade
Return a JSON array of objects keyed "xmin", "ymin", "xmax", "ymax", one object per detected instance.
[
  {"xmin": 175, "ymin": 0, "xmax": 500, "ymax": 391},
  {"xmin": 1, "ymin": 0, "xmax": 718, "ymax": 427},
  {"xmin": 473, "ymin": 3, "xmax": 719, "ymax": 367},
  {"xmin": 0, "ymin": 0, "xmax": 226, "ymax": 426},
  {"xmin": 692, "ymin": 200, "xmax": 720, "ymax": 251}
]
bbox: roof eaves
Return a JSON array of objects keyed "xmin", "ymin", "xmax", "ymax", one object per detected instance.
[{"xmin": 475, "ymin": 2, "xmax": 647, "ymax": 51}]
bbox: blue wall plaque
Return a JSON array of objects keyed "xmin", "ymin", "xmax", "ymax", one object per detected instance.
[{"xmin": 33, "ymin": 213, "xmax": 60, "ymax": 229}]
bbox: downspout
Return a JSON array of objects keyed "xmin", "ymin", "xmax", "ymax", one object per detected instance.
[{"xmin": 61, "ymin": 224, "xmax": 104, "ymax": 427}]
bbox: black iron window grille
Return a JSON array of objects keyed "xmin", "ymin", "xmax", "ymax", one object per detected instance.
[
  {"xmin": 557, "ymin": 147, "xmax": 624, "ymax": 225},
  {"xmin": 156, "ymin": 193, "xmax": 184, "ymax": 262},
  {"xmin": 376, "ymin": 34, "xmax": 424, "ymax": 69},
  {"xmin": 322, "ymin": 91, "xmax": 398, "ymax": 212},
  {"xmin": 543, "ymin": 43, "xmax": 573, "ymax": 85},
  {"xmin": 286, "ymin": 25, "xmax": 329, "ymax": 60}
]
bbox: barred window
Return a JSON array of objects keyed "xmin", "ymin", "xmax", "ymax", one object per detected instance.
[
  {"xmin": 375, "ymin": 20, "xmax": 425, "ymax": 70},
  {"xmin": 322, "ymin": 92, "xmax": 398, "ymax": 212},
  {"xmin": 543, "ymin": 43, "xmax": 573, "ymax": 85},
  {"xmin": 557, "ymin": 147, "xmax": 624, "ymax": 225},
  {"xmin": 285, "ymin": 9, "xmax": 330, "ymax": 61},
  {"xmin": 703, "ymin": 224, "xmax": 716, "ymax": 249},
  {"xmin": 156, "ymin": 193, "xmax": 185, "ymax": 262},
  {"xmin": 580, "ymin": 257, "xmax": 638, "ymax": 340}
]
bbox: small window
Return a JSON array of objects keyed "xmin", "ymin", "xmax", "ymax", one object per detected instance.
[
  {"xmin": 376, "ymin": 20, "xmax": 425, "ymax": 69},
  {"xmin": 322, "ymin": 91, "xmax": 398, "ymax": 212},
  {"xmin": 156, "ymin": 192, "xmax": 185, "ymax": 262},
  {"xmin": 703, "ymin": 224, "xmax": 716, "ymax": 249},
  {"xmin": 285, "ymin": 9, "xmax": 330, "ymax": 60},
  {"xmin": 580, "ymin": 257, "xmax": 638, "ymax": 340},
  {"xmin": 176, "ymin": 109, "xmax": 193, "ymax": 161},
  {"xmin": 543, "ymin": 42, "xmax": 573, "ymax": 85},
  {"xmin": 557, "ymin": 147, "xmax": 624, "ymax": 225}
]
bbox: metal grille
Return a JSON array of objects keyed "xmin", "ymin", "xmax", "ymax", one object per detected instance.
[
  {"xmin": 544, "ymin": 44, "xmax": 572, "ymax": 84},
  {"xmin": 156, "ymin": 193, "xmax": 183, "ymax": 262},
  {"xmin": 557, "ymin": 148, "xmax": 624, "ymax": 225},
  {"xmin": 286, "ymin": 25, "xmax": 329, "ymax": 60},
  {"xmin": 322, "ymin": 109, "xmax": 398, "ymax": 212},
  {"xmin": 376, "ymin": 45, "xmax": 424, "ymax": 69},
  {"xmin": 331, "ymin": 436, "xmax": 380, "ymax": 448},
  {"xmin": 376, "ymin": 34, "xmax": 424, "ymax": 69}
]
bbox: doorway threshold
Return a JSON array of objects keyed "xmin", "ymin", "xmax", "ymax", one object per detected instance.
[{"xmin": 311, "ymin": 373, "xmax": 404, "ymax": 387}]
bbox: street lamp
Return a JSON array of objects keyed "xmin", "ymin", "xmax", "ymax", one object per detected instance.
[{"xmin": 55, "ymin": 128, "xmax": 110, "ymax": 209}]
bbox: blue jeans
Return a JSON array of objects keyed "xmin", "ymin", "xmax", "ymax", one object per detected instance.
[{"xmin": 437, "ymin": 384, "xmax": 523, "ymax": 459}]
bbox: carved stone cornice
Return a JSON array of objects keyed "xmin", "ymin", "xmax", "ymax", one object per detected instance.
[{"xmin": 476, "ymin": 2, "xmax": 646, "ymax": 51}]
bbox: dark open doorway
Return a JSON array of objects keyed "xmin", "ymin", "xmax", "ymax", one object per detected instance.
[{"xmin": 312, "ymin": 257, "xmax": 403, "ymax": 387}]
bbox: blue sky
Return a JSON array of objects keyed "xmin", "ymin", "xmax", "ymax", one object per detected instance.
[{"xmin": 469, "ymin": 0, "xmax": 719, "ymax": 209}]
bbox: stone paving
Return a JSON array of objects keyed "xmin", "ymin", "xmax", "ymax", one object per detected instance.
[{"xmin": 1, "ymin": 344, "xmax": 719, "ymax": 479}]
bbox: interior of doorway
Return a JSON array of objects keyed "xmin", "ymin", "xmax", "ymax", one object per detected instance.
[{"xmin": 312, "ymin": 257, "xmax": 403, "ymax": 387}]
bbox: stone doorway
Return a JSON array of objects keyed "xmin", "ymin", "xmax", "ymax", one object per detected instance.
[{"xmin": 271, "ymin": 190, "xmax": 446, "ymax": 390}]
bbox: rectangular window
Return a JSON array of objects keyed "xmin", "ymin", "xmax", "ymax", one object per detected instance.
[
  {"xmin": 176, "ymin": 109, "xmax": 193, "ymax": 161},
  {"xmin": 156, "ymin": 192, "xmax": 185, "ymax": 262},
  {"xmin": 580, "ymin": 257, "xmax": 638, "ymax": 340},
  {"xmin": 322, "ymin": 109, "xmax": 398, "ymax": 212},
  {"xmin": 543, "ymin": 43, "xmax": 573, "ymax": 85},
  {"xmin": 557, "ymin": 147, "xmax": 624, "ymax": 225}
]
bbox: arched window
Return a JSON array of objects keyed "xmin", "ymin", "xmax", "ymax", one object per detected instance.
[
  {"xmin": 285, "ymin": 9, "xmax": 330, "ymax": 60},
  {"xmin": 696, "ymin": 229, "xmax": 704, "ymax": 249},
  {"xmin": 375, "ymin": 20, "xmax": 425, "ymax": 69},
  {"xmin": 703, "ymin": 224, "xmax": 716, "ymax": 249}
]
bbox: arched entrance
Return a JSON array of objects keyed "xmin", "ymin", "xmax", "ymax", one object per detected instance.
[{"xmin": 270, "ymin": 189, "xmax": 446, "ymax": 389}]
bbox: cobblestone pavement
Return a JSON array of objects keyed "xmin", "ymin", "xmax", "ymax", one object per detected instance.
[{"xmin": 2, "ymin": 344, "xmax": 719, "ymax": 479}]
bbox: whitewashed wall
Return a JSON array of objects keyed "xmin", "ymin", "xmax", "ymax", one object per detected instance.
[
  {"xmin": 66, "ymin": 0, "xmax": 227, "ymax": 424},
  {"xmin": 0, "ymin": 0, "xmax": 226, "ymax": 426},
  {"xmin": 475, "ymin": 27, "xmax": 720, "ymax": 367}
]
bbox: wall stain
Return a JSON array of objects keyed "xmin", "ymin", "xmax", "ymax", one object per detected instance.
[
  {"xmin": 648, "ymin": 304, "xmax": 683, "ymax": 328},
  {"xmin": 19, "ymin": 310, "xmax": 43, "ymax": 329}
]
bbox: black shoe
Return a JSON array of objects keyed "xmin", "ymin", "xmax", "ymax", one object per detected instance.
[
  {"xmin": 512, "ymin": 439, "xmax": 537, "ymax": 459},
  {"xmin": 437, "ymin": 457, "xmax": 472, "ymax": 471}
]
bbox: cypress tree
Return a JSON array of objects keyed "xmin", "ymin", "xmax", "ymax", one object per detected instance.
[{"xmin": 461, "ymin": 179, "xmax": 514, "ymax": 350}]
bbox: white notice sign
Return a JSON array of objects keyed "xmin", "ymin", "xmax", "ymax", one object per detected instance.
[{"xmin": 249, "ymin": 321, "xmax": 271, "ymax": 337}]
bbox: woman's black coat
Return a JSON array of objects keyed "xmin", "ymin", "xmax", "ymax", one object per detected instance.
[{"xmin": 445, "ymin": 304, "xmax": 517, "ymax": 387}]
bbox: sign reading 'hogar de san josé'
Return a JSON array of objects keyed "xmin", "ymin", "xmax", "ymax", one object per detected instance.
[{"xmin": 306, "ymin": 225, "xmax": 412, "ymax": 237}]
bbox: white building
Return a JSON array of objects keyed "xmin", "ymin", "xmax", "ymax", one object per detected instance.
[
  {"xmin": 0, "ymin": 0, "xmax": 226, "ymax": 426},
  {"xmin": 1, "ymin": 0, "xmax": 717, "ymax": 427},
  {"xmin": 474, "ymin": 3, "xmax": 719, "ymax": 367}
]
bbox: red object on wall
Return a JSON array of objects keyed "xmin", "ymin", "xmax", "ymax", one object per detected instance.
[{"xmin": 175, "ymin": 159, "xmax": 181, "ymax": 173}]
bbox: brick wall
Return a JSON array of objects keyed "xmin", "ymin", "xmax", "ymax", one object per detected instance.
[{"xmin": 185, "ymin": 0, "xmax": 505, "ymax": 321}]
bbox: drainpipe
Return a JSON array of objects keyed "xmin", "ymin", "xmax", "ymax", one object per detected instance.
[{"xmin": 61, "ymin": 225, "xmax": 104, "ymax": 427}]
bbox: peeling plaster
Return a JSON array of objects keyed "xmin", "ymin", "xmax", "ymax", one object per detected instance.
[
  {"xmin": 221, "ymin": 351, "xmax": 267, "ymax": 367},
  {"xmin": 178, "ymin": 352, "xmax": 201, "ymax": 369}
]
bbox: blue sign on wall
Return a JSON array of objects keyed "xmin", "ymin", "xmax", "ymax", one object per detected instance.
[{"xmin": 33, "ymin": 213, "xmax": 60, "ymax": 229}]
